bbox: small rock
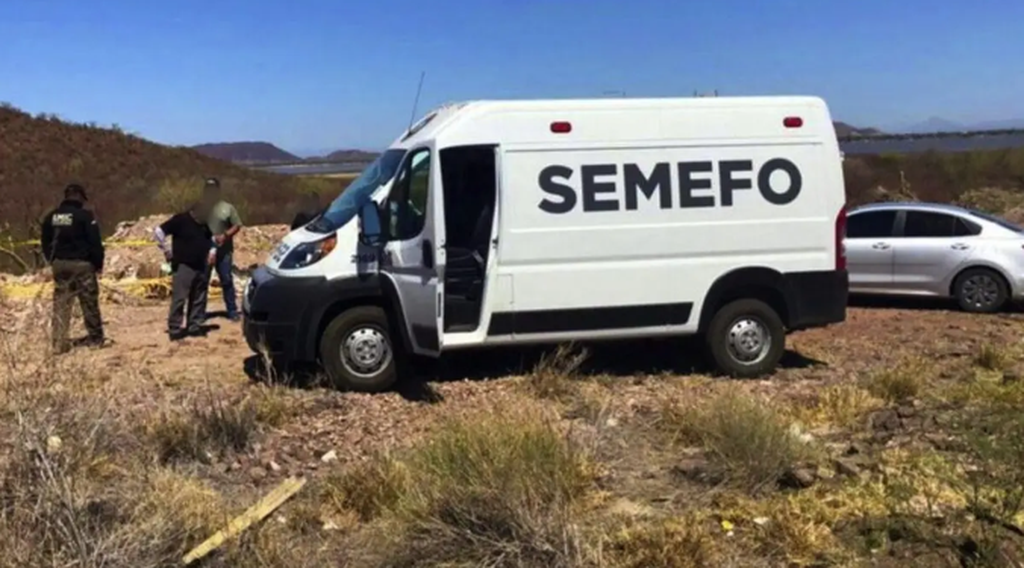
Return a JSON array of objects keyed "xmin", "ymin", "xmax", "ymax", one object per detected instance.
[
  {"xmin": 846, "ymin": 442, "xmax": 868, "ymax": 456},
  {"xmin": 671, "ymin": 458, "xmax": 712, "ymax": 482},
  {"xmin": 871, "ymin": 409, "xmax": 901, "ymax": 432},
  {"xmin": 780, "ymin": 467, "xmax": 817, "ymax": 489},
  {"xmin": 834, "ymin": 457, "xmax": 862, "ymax": 477},
  {"xmin": 323, "ymin": 520, "xmax": 340, "ymax": 531},
  {"xmin": 752, "ymin": 516, "xmax": 769, "ymax": 526},
  {"xmin": 320, "ymin": 450, "xmax": 338, "ymax": 463},
  {"xmin": 229, "ymin": 460, "xmax": 242, "ymax": 471},
  {"xmin": 605, "ymin": 417, "xmax": 619, "ymax": 427},
  {"xmin": 896, "ymin": 405, "xmax": 917, "ymax": 419},
  {"xmin": 816, "ymin": 465, "xmax": 836, "ymax": 480},
  {"xmin": 268, "ymin": 460, "xmax": 282, "ymax": 472},
  {"xmin": 249, "ymin": 466, "xmax": 267, "ymax": 481},
  {"xmin": 46, "ymin": 435, "xmax": 62, "ymax": 454}
]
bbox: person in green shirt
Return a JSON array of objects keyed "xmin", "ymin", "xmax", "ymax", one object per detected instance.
[{"xmin": 201, "ymin": 178, "xmax": 243, "ymax": 321}]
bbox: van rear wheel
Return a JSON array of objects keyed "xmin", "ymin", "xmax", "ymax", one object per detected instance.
[
  {"xmin": 320, "ymin": 306, "xmax": 398, "ymax": 393},
  {"xmin": 705, "ymin": 299, "xmax": 785, "ymax": 378}
]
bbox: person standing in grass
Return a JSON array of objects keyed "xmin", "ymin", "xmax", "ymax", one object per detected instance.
[
  {"xmin": 41, "ymin": 183, "xmax": 107, "ymax": 353},
  {"xmin": 155, "ymin": 201, "xmax": 216, "ymax": 340},
  {"xmin": 201, "ymin": 178, "xmax": 243, "ymax": 322},
  {"xmin": 290, "ymin": 191, "xmax": 321, "ymax": 230}
]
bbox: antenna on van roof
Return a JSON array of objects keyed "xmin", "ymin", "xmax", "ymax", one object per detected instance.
[{"xmin": 407, "ymin": 71, "xmax": 426, "ymax": 132}]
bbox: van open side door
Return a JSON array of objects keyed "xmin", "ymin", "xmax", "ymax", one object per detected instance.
[{"xmin": 371, "ymin": 146, "xmax": 445, "ymax": 356}]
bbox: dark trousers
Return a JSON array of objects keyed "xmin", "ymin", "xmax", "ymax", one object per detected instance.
[
  {"xmin": 168, "ymin": 264, "xmax": 209, "ymax": 333},
  {"xmin": 51, "ymin": 259, "xmax": 103, "ymax": 349},
  {"xmin": 206, "ymin": 249, "xmax": 238, "ymax": 317}
]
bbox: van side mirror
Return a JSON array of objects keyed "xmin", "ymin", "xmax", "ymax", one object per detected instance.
[{"xmin": 358, "ymin": 201, "xmax": 385, "ymax": 247}]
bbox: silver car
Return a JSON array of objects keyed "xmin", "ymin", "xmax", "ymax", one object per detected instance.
[{"xmin": 845, "ymin": 202, "xmax": 1024, "ymax": 312}]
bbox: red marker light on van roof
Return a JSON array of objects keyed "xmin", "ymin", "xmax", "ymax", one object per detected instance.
[
  {"xmin": 550, "ymin": 121, "xmax": 572, "ymax": 133},
  {"xmin": 784, "ymin": 116, "xmax": 803, "ymax": 128}
]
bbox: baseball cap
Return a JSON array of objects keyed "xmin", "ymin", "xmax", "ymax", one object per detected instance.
[{"xmin": 64, "ymin": 183, "xmax": 88, "ymax": 201}]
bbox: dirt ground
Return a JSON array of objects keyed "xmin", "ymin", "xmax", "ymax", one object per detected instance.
[{"xmin": 4, "ymin": 275, "xmax": 1024, "ymax": 566}]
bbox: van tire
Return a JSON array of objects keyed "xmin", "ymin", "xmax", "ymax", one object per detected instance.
[
  {"xmin": 320, "ymin": 306, "xmax": 398, "ymax": 393},
  {"xmin": 705, "ymin": 299, "xmax": 785, "ymax": 378},
  {"xmin": 953, "ymin": 267, "xmax": 1008, "ymax": 313}
]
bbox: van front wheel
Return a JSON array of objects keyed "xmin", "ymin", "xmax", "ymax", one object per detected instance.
[
  {"xmin": 320, "ymin": 306, "xmax": 398, "ymax": 393},
  {"xmin": 705, "ymin": 299, "xmax": 785, "ymax": 378}
]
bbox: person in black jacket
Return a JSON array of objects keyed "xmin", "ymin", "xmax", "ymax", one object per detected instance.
[
  {"xmin": 155, "ymin": 201, "xmax": 217, "ymax": 340},
  {"xmin": 40, "ymin": 183, "xmax": 106, "ymax": 353},
  {"xmin": 290, "ymin": 191, "xmax": 321, "ymax": 230}
]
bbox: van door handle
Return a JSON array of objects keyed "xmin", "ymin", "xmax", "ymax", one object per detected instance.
[
  {"xmin": 872, "ymin": 242, "xmax": 891, "ymax": 250},
  {"xmin": 422, "ymin": 239, "xmax": 434, "ymax": 270},
  {"xmin": 951, "ymin": 242, "xmax": 970, "ymax": 251}
]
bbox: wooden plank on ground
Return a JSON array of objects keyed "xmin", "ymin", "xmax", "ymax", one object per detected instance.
[{"xmin": 182, "ymin": 476, "xmax": 306, "ymax": 565}]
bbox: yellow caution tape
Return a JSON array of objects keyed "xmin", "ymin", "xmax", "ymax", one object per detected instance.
[
  {"xmin": 1, "ymin": 276, "xmax": 230, "ymax": 301},
  {"xmin": 8, "ymin": 239, "xmax": 156, "ymax": 248}
]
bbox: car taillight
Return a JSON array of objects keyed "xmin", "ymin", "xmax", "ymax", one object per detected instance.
[{"xmin": 835, "ymin": 206, "xmax": 847, "ymax": 271}]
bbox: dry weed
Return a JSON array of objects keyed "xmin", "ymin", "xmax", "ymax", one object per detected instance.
[
  {"xmin": 146, "ymin": 386, "xmax": 294, "ymax": 464},
  {"xmin": 974, "ymin": 343, "xmax": 1012, "ymax": 372},
  {"xmin": 356, "ymin": 405, "xmax": 596, "ymax": 567},
  {"xmin": 604, "ymin": 515, "xmax": 722, "ymax": 568},
  {"xmin": 865, "ymin": 356, "xmax": 929, "ymax": 403},
  {"xmin": 661, "ymin": 390, "xmax": 816, "ymax": 494},
  {"xmin": 524, "ymin": 343, "xmax": 590, "ymax": 401},
  {"xmin": 785, "ymin": 384, "xmax": 883, "ymax": 429}
]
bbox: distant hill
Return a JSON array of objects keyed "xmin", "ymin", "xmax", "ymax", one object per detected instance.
[
  {"xmin": 834, "ymin": 122, "xmax": 884, "ymax": 138},
  {"xmin": 192, "ymin": 141, "xmax": 301, "ymax": 164},
  {"xmin": 0, "ymin": 104, "xmax": 346, "ymax": 240}
]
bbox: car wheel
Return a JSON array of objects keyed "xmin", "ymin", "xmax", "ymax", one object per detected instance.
[
  {"xmin": 705, "ymin": 299, "xmax": 786, "ymax": 378},
  {"xmin": 954, "ymin": 268, "xmax": 1008, "ymax": 313},
  {"xmin": 320, "ymin": 306, "xmax": 398, "ymax": 392}
]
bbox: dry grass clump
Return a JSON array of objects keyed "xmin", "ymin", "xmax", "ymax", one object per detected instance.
[
  {"xmin": 339, "ymin": 406, "xmax": 596, "ymax": 567},
  {"xmin": 865, "ymin": 356, "xmax": 929, "ymax": 403},
  {"xmin": 660, "ymin": 390, "xmax": 816, "ymax": 494},
  {"xmin": 784, "ymin": 383, "xmax": 884, "ymax": 430},
  {"xmin": 603, "ymin": 515, "xmax": 722, "ymax": 568},
  {"xmin": 146, "ymin": 386, "xmax": 294, "ymax": 464},
  {"xmin": 524, "ymin": 343, "xmax": 590, "ymax": 401},
  {"xmin": 973, "ymin": 343, "xmax": 1013, "ymax": 373}
]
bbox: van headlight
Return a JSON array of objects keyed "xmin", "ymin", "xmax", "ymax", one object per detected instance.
[{"xmin": 279, "ymin": 235, "xmax": 337, "ymax": 270}]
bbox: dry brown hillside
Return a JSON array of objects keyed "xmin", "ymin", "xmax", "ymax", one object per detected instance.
[{"xmin": 0, "ymin": 104, "xmax": 349, "ymax": 240}]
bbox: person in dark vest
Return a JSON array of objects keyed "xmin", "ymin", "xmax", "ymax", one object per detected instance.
[
  {"xmin": 154, "ymin": 201, "xmax": 216, "ymax": 340},
  {"xmin": 290, "ymin": 191, "xmax": 321, "ymax": 230},
  {"xmin": 40, "ymin": 183, "xmax": 107, "ymax": 354}
]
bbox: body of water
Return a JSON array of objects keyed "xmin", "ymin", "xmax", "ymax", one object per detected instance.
[
  {"xmin": 256, "ymin": 161, "xmax": 369, "ymax": 176},
  {"xmin": 840, "ymin": 133, "xmax": 1024, "ymax": 155},
  {"xmin": 251, "ymin": 134, "xmax": 1024, "ymax": 177}
]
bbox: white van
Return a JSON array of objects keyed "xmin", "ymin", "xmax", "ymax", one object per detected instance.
[{"xmin": 243, "ymin": 96, "xmax": 849, "ymax": 392}]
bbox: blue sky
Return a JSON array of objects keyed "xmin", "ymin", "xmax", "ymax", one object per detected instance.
[{"xmin": 2, "ymin": 0, "xmax": 1022, "ymax": 154}]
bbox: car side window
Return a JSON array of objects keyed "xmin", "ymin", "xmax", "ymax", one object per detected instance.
[
  {"xmin": 903, "ymin": 211, "xmax": 959, "ymax": 238},
  {"xmin": 953, "ymin": 217, "xmax": 982, "ymax": 237},
  {"xmin": 386, "ymin": 148, "xmax": 431, "ymax": 241},
  {"xmin": 846, "ymin": 210, "xmax": 896, "ymax": 239}
]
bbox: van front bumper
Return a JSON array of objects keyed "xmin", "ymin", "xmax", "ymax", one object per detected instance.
[
  {"xmin": 242, "ymin": 266, "xmax": 386, "ymax": 366},
  {"xmin": 242, "ymin": 266, "xmax": 325, "ymax": 364}
]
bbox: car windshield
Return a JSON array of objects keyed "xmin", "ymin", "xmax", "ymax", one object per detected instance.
[
  {"xmin": 969, "ymin": 209, "xmax": 1024, "ymax": 233},
  {"xmin": 306, "ymin": 149, "xmax": 406, "ymax": 234}
]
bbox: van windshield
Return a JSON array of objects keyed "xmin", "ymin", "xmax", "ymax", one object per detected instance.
[{"xmin": 306, "ymin": 149, "xmax": 406, "ymax": 234}]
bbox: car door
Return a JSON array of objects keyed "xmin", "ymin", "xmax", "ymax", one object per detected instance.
[
  {"xmin": 845, "ymin": 209, "xmax": 898, "ymax": 291},
  {"xmin": 380, "ymin": 146, "xmax": 445, "ymax": 355},
  {"xmin": 891, "ymin": 210, "xmax": 980, "ymax": 294}
]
